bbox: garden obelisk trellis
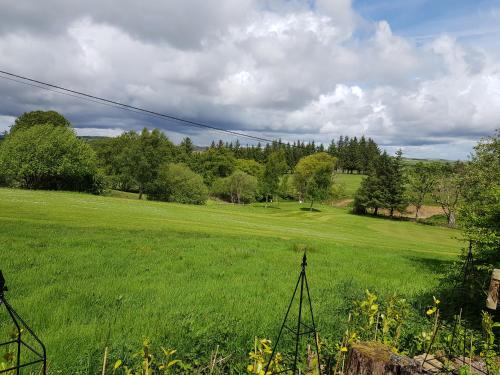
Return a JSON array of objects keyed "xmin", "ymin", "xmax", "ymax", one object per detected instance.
[
  {"xmin": 0, "ymin": 270, "xmax": 46, "ymax": 374},
  {"xmin": 264, "ymin": 252, "xmax": 321, "ymax": 374},
  {"xmin": 420, "ymin": 241, "xmax": 490, "ymax": 375}
]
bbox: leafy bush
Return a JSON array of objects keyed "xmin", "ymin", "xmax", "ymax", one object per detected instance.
[
  {"xmin": 330, "ymin": 181, "xmax": 346, "ymax": 201},
  {"xmin": 147, "ymin": 163, "xmax": 208, "ymax": 205},
  {"xmin": 0, "ymin": 124, "xmax": 102, "ymax": 193},
  {"xmin": 189, "ymin": 147, "xmax": 236, "ymax": 186},
  {"xmin": 236, "ymin": 159, "xmax": 264, "ymax": 179},
  {"xmin": 211, "ymin": 170, "xmax": 258, "ymax": 203},
  {"xmin": 247, "ymin": 338, "xmax": 284, "ymax": 374}
]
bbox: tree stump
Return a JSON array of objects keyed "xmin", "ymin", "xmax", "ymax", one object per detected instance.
[{"xmin": 345, "ymin": 341, "xmax": 419, "ymax": 375}]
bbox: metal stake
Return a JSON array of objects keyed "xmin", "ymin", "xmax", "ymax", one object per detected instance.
[{"xmin": 264, "ymin": 252, "xmax": 321, "ymax": 374}]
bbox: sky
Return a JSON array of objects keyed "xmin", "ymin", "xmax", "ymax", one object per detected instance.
[{"xmin": 0, "ymin": 0, "xmax": 499, "ymax": 159}]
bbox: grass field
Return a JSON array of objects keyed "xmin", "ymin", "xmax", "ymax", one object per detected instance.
[
  {"xmin": 0, "ymin": 188, "xmax": 461, "ymax": 373},
  {"xmin": 333, "ymin": 173, "xmax": 365, "ymax": 199}
]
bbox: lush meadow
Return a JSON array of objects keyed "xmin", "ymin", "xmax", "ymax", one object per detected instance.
[{"xmin": 0, "ymin": 188, "xmax": 461, "ymax": 372}]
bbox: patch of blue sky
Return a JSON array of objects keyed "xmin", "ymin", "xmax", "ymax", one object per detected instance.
[{"xmin": 353, "ymin": 0, "xmax": 500, "ymax": 42}]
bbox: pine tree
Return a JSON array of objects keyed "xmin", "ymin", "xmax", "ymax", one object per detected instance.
[
  {"xmin": 385, "ymin": 149, "xmax": 407, "ymax": 217},
  {"xmin": 353, "ymin": 150, "xmax": 407, "ymax": 216},
  {"xmin": 327, "ymin": 139, "xmax": 337, "ymax": 157}
]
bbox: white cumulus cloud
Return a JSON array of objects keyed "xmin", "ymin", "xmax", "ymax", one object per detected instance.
[{"xmin": 0, "ymin": 0, "xmax": 498, "ymax": 158}]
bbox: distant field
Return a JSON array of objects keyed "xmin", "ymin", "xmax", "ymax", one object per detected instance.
[
  {"xmin": 333, "ymin": 173, "xmax": 365, "ymax": 198},
  {"xmin": 402, "ymin": 157, "xmax": 453, "ymax": 166},
  {"xmin": 0, "ymin": 188, "xmax": 461, "ymax": 372}
]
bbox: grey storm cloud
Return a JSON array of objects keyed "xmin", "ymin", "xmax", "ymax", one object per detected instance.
[{"xmin": 0, "ymin": 0, "xmax": 499, "ymax": 159}]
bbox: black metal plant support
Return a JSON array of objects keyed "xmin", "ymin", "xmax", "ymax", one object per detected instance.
[
  {"xmin": 264, "ymin": 252, "xmax": 321, "ymax": 374},
  {"xmin": 0, "ymin": 270, "xmax": 46, "ymax": 375},
  {"xmin": 420, "ymin": 241, "xmax": 489, "ymax": 374}
]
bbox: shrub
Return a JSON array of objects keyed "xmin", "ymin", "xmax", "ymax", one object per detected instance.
[
  {"xmin": 330, "ymin": 181, "xmax": 346, "ymax": 201},
  {"xmin": 0, "ymin": 124, "xmax": 102, "ymax": 193},
  {"xmin": 147, "ymin": 163, "xmax": 208, "ymax": 204},
  {"xmin": 211, "ymin": 170, "xmax": 258, "ymax": 203}
]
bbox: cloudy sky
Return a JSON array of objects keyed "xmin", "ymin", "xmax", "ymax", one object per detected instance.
[{"xmin": 0, "ymin": 0, "xmax": 499, "ymax": 159}]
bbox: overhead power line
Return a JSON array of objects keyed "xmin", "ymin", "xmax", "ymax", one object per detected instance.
[{"xmin": 0, "ymin": 69, "xmax": 278, "ymax": 143}]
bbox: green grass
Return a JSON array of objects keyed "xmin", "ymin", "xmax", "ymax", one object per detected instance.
[
  {"xmin": 0, "ymin": 188, "xmax": 461, "ymax": 373},
  {"xmin": 333, "ymin": 173, "xmax": 365, "ymax": 199}
]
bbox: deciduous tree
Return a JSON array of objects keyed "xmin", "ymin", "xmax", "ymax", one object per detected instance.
[
  {"xmin": 10, "ymin": 110, "xmax": 71, "ymax": 133},
  {"xmin": 293, "ymin": 152, "xmax": 336, "ymax": 210},
  {"xmin": 0, "ymin": 124, "xmax": 102, "ymax": 193},
  {"xmin": 432, "ymin": 162, "xmax": 465, "ymax": 227},
  {"xmin": 147, "ymin": 163, "xmax": 207, "ymax": 204},
  {"xmin": 262, "ymin": 150, "xmax": 288, "ymax": 206},
  {"xmin": 407, "ymin": 162, "xmax": 439, "ymax": 220}
]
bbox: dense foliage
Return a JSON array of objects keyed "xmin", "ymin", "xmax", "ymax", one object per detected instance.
[
  {"xmin": 293, "ymin": 152, "xmax": 337, "ymax": 210},
  {"xmin": 9, "ymin": 110, "xmax": 71, "ymax": 133},
  {"xmin": 441, "ymin": 132, "xmax": 500, "ymax": 319},
  {"xmin": 217, "ymin": 135, "xmax": 379, "ymax": 173},
  {"xmin": 93, "ymin": 128, "xmax": 175, "ymax": 198},
  {"xmin": 147, "ymin": 163, "xmax": 208, "ymax": 204},
  {"xmin": 0, "ymin": 123, "xmax": 103, "ymax": 193},
  {"xmin": 262, "ymin": 150, "xmax": 288, "ymax": 204},
  {"xmin": 89, "ymin": 120, "xmax": 379, "ymax": 206},
  {"xmin": 353, "ymin": 150, "xmax": 407, "ymax": 216},
  {"xmin": 212, "ymin": 170, "xmax": 258, "ymax": 203}
]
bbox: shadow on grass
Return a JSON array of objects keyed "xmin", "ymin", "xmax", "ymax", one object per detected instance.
[
  {"xmin": 300, "ymin": 207, "xmax": 322, "ymax": 212},
  {"xmin": 404, "ymin": 256, "xmax": 452, "ymax": 312},
  {"xmin": 347, "ymin": 210, "xmax": 413, "ymax": 222},
  {"xmin": 405, "ymin": 256, "xmax": 454, "ymax": 275},
  {"xmin": 348, "ymin": 211, "xmax": 450, "ymax": 228},
  {"xmin": 404, "ymin": 255, "xmax": 495, "ymax": 328}
]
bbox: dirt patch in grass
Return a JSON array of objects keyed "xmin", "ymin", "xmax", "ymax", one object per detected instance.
[
  {"xmin": 331, "ymin": 198, "xmax": 354, "ymax": 208},
  {"xmin": 403, "ymin": 205, "xmax": 443, "ymax": 219}
]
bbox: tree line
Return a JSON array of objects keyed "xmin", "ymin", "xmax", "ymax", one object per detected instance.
[
  {"xmin": 352, "ymin": 144, "xmax": 493, "ymax": 231},
  {"xmin": 2, "ymin": 111, "xmax": 365, "ymax": 209},
  {"xmin": 218, "ymin": 134, "xmax": 380, "ymax": 174}
]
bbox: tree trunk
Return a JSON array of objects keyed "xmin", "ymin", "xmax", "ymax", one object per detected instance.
[
  {"xmin": 309, "ymin": 200, "xmax": 314, "ymax": 211},
  {"xmin": 448, "ymin": 210, "xmax": 456, "ymax": 227},
  {"xmin": 415, "ymin": 205, "xmax": 420, "ymax": 221},
  {"xmin": 374, "ymin": 207, "xmax": 378, "ymax": 216},
  {"xmin": 265, "ymin": 195, "xmax": 268, "ymax": 208},
  {"xmin": 390, "ymin": 208, "xmax": 394, "ymax": 217},
  {"xmin": 138, "ymin": 185, "xmax": 143, "ymax": 200}
]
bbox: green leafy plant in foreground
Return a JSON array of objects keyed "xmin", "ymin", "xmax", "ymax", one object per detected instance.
[
  {"xmin": 338, "ymin": 291, "xmax": 500, "ymax": 374},
  {"xmin": 480, "ymin": 311, "xmax": 500, "ymax": 373},
  {"xmin": 247, "ymin": 338, "xmax": 284, "ymax": 374},
  {"xmin": 111, "ymin": 338, "xmax": 189, "ymax": 374}
]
